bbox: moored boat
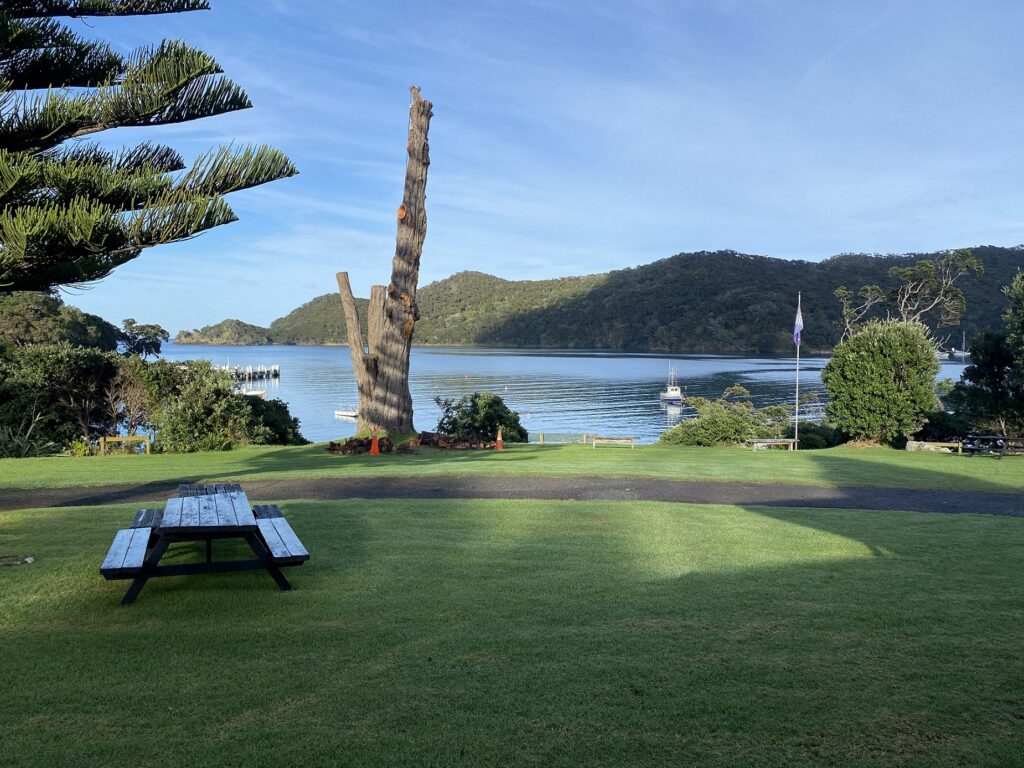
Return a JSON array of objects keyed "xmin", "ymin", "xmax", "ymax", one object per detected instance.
[{"xmin": 659, "ymin": 366, "xmax": 684, "ymax": 403}]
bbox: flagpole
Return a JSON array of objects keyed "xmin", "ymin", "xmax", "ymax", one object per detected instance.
[{"xmin": 795, "ymin": 292, "xmax": 801, "ymax": 451}]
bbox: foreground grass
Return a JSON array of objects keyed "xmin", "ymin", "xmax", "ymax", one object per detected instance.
[
  {"xmin": 1, "ymin": 442, "xmax": 1023, "ymax": 493},
  {"xmin": 2, "ymin": 499, "xmax": 1022, "ymax": 766}
]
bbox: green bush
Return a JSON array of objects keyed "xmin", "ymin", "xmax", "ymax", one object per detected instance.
[
  {"xmin": 434, "ymin": 391, "xmax": 528, "ymax": 442},
  {"xmin": 0, "ymin": 342, "xmax": 119, "ymax": 447},
  {"xmin": 913, "ymin": 411, "xmax": 972, "ymax": 442},
  {"xmin": 149, "ymin": 361, "xmax": 259, "ymax": 453},
  {"xmin": 246, "ymin": 396, "xmax": 309, "ymax": 446},
  {"xmin": 785, "ymin": 421, "xmax": 847, "ymax": 450},
  {"xmin": 0, "ymin": 416, "xmax": 59, "ymax": 458},
  {"xmin": 821, "ymin": 320, "xmax": 940, "ymax": 444},
  {"xmin": 659, "ymin": 385, "xmax": 792, "ymax": 446}
]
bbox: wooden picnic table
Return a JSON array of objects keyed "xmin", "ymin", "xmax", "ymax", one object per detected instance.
[
  {"xmin": 961, "ymin": 435, "xmax": 1024, "ymax": 456},
  {"xmin": 100, "ymin": 487, "xmax": 308, "ymax": 605}
]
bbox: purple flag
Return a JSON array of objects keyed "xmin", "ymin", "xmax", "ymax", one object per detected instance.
[{"xmin": 793, "ymin": 295, "xmax": 804, "ymax": 348}]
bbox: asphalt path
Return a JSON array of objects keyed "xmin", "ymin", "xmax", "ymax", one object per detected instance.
[{"xmin": 1, "ymin": 476, "xmax": 1021, "ymax": 516}]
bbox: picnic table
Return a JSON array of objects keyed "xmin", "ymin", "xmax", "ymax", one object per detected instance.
[
  {"xmin": 961, "ymin": 435, "xmax": 1024, "ymax": 456},
  {"xmin": 100, "ymin": 483, "xmax": 309, "ymax": 605}
]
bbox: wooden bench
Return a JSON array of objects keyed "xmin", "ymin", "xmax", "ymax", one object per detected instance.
[
  {"xmin": 252, "ymin": 505, "xmax": 309, "ymax": 565},
  {"xmin": 99, "ymin": 435, "xmax": 151, "ymax": 455},
  {"xmin": 178, "ymin": 482, "xmax": 243, "ymax": 496},
  {"xmin": 591, "ymin": 436, "xmax": 637, "ymax": 449},
  {"xmin": 747, "ymin": 438, "xmax": 797, "ymax": 451},
  {"xmin": 131, "ymin": 508, "xmax": 163, "ymax": 528},
  {"xmin": 100, "ymin": 527, "xmax": 151, "ymax": 578}
]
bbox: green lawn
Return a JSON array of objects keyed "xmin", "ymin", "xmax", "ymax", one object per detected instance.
[
  {"xmin": 2, "ymin": 442, "xmax": 1023, "ymax": 493},
  {"xmin": 1, "ymin": 498, "xmax": 1022, "ymax": 766}
]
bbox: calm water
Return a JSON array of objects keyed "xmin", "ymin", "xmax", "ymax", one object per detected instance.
[{"xmin": 162, "ymin": 345, "xmax": 968, "ymax": 444}]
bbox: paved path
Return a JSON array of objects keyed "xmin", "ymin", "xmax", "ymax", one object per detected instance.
[{"xmin": 1, "ymin": 476, "xmax": 1020, "ymax": 516}]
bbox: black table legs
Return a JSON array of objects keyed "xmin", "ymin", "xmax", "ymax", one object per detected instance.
[
  {"xmin": 121, "ymin": 536, "xmax": 171, "ymax": 606},
  {"xmin": 119, "ymin": 531, "xmax": 292, "ymax": 605}
]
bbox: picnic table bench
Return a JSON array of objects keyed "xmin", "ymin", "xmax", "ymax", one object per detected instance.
[
  {"xmin": 747, "ymin": 438, "xmax": 797, "ymax": 451},
  {"xmin": 591, "ymin": 436, "xmax": 637, "ymax": 449},
  {"xmin": 962, "ymin": 435, "xmax": 1024, "ymax": 456},
  {"xmin": 100, "ymin": 486, "xmax": 308, "ymax": 605}
]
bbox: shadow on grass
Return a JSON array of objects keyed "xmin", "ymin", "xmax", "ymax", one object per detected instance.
[
  {"xmin": 3, "ymin": 498, "xmax": 1022, "ymax": 766},
  {"xmin": 791, "ymin": 448, "xmax": 1021, "ymax": 494}
]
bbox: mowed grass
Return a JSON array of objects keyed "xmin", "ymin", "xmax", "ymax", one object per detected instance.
[
  {"xmin": 2, "ymin": 442, "xmax": 1023, "ymax": 493},
  {"xmin": 1, "ymin": 499, "xmax": 1022, "ymax": 767}
]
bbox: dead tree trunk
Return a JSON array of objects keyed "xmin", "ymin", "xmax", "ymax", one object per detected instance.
[{"xmin": 337, "ymin": 86, "xmax": 433, "ymax": 435}]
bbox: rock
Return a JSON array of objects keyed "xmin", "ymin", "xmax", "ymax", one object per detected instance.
[{"xmin": 905, "ymin": 440, "xmax": 953, "ymax": 453}]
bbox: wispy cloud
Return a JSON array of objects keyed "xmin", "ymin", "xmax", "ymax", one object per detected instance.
[{"xmin": 70, "ymin": 0, "xmax": 1024, "ymax": 330}]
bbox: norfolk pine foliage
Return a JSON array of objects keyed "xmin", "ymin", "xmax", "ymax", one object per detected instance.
[{"xmin": 0, "ymin": 0, "xmax": 296, "ymax": 290}]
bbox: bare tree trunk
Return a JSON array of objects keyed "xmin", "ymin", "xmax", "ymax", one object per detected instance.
[{"xmin": 337, "ymin": 86, "xmax": 433, "ymax": 435}]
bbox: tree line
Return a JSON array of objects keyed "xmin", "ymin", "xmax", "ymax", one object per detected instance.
[
  {"xmin": 176, "ymin": 247, "xmax": 1023, "ymax": 355},
  {"xmin": 0, "ymin": 1, "xmax": 303, "ymax": 457}
]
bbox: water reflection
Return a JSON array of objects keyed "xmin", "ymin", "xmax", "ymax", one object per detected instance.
[{"xmin": 161, "ymin": 345, "xmax": 966, "ymax": 444}]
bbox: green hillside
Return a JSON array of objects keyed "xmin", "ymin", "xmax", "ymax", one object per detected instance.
[
  {"xmin": 267, "ymin": 295, "xmax": 368, "ymax": 345},
  {"xmin": 174, "ymin": 246, "xmax": 1024, "ymax": 354},
  {"xmin": 176, "ymin": 319, "xmax": 272, "ymax": 346}
]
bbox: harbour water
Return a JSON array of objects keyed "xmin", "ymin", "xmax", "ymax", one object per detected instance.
[{"xmin": 162, "ymin": 345, "xmax": 969, "ymax": 444}]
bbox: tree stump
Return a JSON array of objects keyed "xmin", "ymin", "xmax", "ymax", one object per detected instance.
[{"xmin": 337, "ymin": 87, "xmax": 433, "ymax": 435}]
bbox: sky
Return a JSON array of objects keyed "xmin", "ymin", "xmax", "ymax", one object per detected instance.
[{"xmin": 65, "ymin": 0, "xmax": 1024, "ymax": 332}]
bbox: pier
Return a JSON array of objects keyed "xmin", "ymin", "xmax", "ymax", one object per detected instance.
[{"xmin": 215, "ymin": 364, "xmax": 280, "ymax": 381}]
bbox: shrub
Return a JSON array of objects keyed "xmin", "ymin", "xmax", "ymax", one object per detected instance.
[
  {"xmin": 821, "ymin": 320, "xmax": 940, "ymax": 444},
  {"xmin": 246, "ymin": 396, "xmax": 309, "ymax": 446},
  {"xmin": 785, "ymin": 421, "xmax": 846, "ymax": 450},
  {"xmin": 149, "ymin": 361, "xmax": 259, "ymax": 453},
  {"xmin": 659, "ymin": 385, "xmax": 792, "ymax": 446},
  {"xmin": 0, "ymin": 342, "xmax": 119, "ymax": 447},
  {"xmin": 434, "ymin": 391, "xmax": 528, "ymax": 442},
  {"xmin": 913, "ymin": 411, "xmax": 972, "ymax": 442},
  {"xmin": 0, "ymin": 415, "xmax": 59, "ymax": 458}
]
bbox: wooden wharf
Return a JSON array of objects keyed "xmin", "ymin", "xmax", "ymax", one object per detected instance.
[{"xmin": 215, "ymin": 364, "xmax": 280, "ymax": 381}]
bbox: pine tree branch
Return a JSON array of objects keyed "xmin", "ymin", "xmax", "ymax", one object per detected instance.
[
  {"xmin": 0, "ymin": 191, "xmax": 238, "ymax": 289},
  {"xmin": 181, "ymin": 144, "xmax": 297, "ymax": 196},
  {"xmin": 1, "ymin": 41, "xmax": 250, "ymax": 152},
  {"xmin": 1, "ymin": 18, "xmax": 124, "ymax": 89},
  {"xmin": 3, "ymin": 1, "xmax": 210, "ymax": 18}
]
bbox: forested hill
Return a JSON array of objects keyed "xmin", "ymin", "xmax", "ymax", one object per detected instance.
[{"xmin": 174, "ymin": 246, "xmax": 1024, "ymax": 354}]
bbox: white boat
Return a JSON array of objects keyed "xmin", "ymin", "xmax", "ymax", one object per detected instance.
[
  {"xmin": 659, "ymin": 366, "xmax": 684, "ymax": 403},
  {"xmin": 951, "ymin": 331, "xmax": 971, "ymax": 362},
  {"xmin": 334, "ymin": 408, "xmax": 359, "ymax": 420}
]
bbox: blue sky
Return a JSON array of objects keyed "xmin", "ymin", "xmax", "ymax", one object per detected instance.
[{"xmin": 68, "ymin": 0, "xmax": 1024, "ymax": 332}]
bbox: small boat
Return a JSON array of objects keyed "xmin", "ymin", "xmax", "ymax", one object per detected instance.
[
  {"xmin": 952, "ymin": 331, "xmax": 971, "ymax": 362},
  {"xmin": 659, "ymin": 366, "xmax": 684, "ymax": 404},
  {"xmin": 334, "ymin": 409, "xmax": 359, "ymax": 420}
]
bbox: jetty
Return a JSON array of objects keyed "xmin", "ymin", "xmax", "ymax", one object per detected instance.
[{"xmin": 215, "ymin": 364, "xmax": 280, "ymax": 381}]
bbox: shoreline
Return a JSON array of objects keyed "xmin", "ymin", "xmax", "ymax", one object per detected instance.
[{"xmin": 168, "ymin": 340, "xmax": 838, "ymax": 357}]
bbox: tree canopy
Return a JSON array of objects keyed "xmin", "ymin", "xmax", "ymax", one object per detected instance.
[
  {"xmin": 821, "ymin": 320, "xmax": 941, "ymax": 443},
  {"xmin": 947, "ymin": 271, "xmax": 1024, "ymax": 436},
  {"xmin": 0, "ymin": 0, "xmax": 296, "ymax": 290},
  {"xmin": 834, "ymin": 248, "xmax": 983, "ymax": 341}
]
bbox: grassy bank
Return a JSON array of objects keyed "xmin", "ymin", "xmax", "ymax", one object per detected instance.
[
  {"xmin": 1, "ymin": 498, "xmax": 1021, "ymax": 766},
  {"xmin": 1, "ymin": 442, "xmax": 1022, "ymax": 493}
]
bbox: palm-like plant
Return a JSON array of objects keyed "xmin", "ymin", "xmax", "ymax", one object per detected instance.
[{"xmin": 0, "ymin": 1, "xmax": 297, "ymax": 290}]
